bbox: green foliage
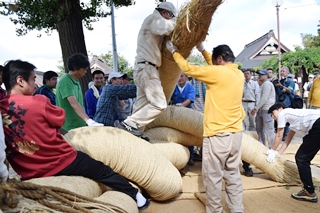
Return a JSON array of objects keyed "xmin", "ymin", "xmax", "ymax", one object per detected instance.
[
  {"xmin": 261, "ymin": 47, "xmax": 320, "ymax": 75},
  {"xmin": 187, "ymin": 52, "xmax": 207, "ymax": 65},
  {"xmin": 235, "ymin": 61, "xmax": 242, "ymax": 70},
  {"xmin": 99, "ymin": 51, "xmax": 132, "ymax": 74},
  {"xmin": 0, "ymin": 0, "xmax": 135, "ymax": 36}
]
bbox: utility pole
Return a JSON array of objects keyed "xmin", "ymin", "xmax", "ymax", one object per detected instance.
[{"xmin": 111, "ymin": 1, "xmax": 118, "ymax": 72}]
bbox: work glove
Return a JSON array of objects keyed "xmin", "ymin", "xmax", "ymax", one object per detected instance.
[
  {"xmin": 86, "ymin": 119, "xmax": 104, "ymax": 127},
  {"xmin": 266, "ymin": 149, "xmax": 281, "ymax": 163},
  {"xmin": 196, "ymin": 42, "xmax": 205, "ymax": 52},
  {"xmin": 166, "ymin": 40, "xmax": 178, "ymax": 54}
]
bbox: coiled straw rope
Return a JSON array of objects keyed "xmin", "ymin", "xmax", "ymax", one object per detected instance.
[
  {"xmin": 0, "ymin": 179, "xmax": 131, "ymax": 213},
  {"xmin": 63, "ymin": 127, "xmax": 183, "ymax": 201},
  {"xmin": 158, "ymin": 0, "xmax": 224, "ymax": 101},
  {"xmin": 150, "ymin": 140, "xmax": 190, "ymax": 170}
]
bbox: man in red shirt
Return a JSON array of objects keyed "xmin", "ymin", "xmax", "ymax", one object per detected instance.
[{"xmin": 0, "ymin": 60, "xmax": 149, "ymax": 210}]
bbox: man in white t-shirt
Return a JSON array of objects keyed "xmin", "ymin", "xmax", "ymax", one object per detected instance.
[{"xmin": 267, "ymin": 103, "xmax": 320, "ymax": 203}]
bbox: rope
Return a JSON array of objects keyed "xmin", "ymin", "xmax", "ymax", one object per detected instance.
[{"xmin": 0, "ymin": 180, "xmax": 127, "ymax": 213}]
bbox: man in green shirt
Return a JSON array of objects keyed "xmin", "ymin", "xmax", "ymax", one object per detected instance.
[{"xmin": 56, "ymin": 53, "xmax": 103, "ymax": 131}]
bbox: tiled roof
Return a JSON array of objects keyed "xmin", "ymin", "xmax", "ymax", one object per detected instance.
[
  {"xmin": 235, "ymin": 30, "xmax": 291, "ymax": 69},
  {"xmin": 90, "ymin": 55, "xmax": 113, "ymax": 74}
]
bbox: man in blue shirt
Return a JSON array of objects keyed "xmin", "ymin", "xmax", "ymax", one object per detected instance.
[
  {"xmin": 171, "ymin": 73, "xmax": 196, "ymax": 165},
  {"xmin": 85, "ymin": 70, "xmax": 104, "ymax": 118},
  {"xmin": 273, "ymin": 66, "xmax": 295, "ymax": 140},
  {"xmin": 94, "ymin": 72, "xmax": 137, "ymax": 126},
  {"xmin": 34, "ymin": 71, "xmax": 58, "ymax": 105}
]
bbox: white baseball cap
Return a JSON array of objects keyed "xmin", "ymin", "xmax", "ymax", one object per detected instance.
[
  {"xmin": 108, "ymin": 72, "xmax": 124, "ymax": 83},
  {"xmin": 157, "ymin": 2, "xmax": 178, "ymax": 17}
]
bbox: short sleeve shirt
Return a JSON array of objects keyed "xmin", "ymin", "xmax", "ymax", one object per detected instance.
[
  {"xmin": 277, "ymin": 108, "xmax": 320, "ymax": 136},
  {"xmin": 56, "ymin": 74, "xmax": 86, "ymax": 130}
]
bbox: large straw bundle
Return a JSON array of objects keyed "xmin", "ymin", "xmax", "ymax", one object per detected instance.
[
  {"xmin": 26, "ymin": 176, "xmax": 106, "ymax": 198},
  {"xmin": 144, "ymin": 126, "xmax": 202, "ymax": 146},
  {"xmin": 146, "ymin": 106, "xmax": 203, "ymax": 137},
  {"xmin": 63, "ymin": 127, "xmax": 182, "ymax": 201},
  {"xmin": 241, "ymin": 133, "xmax": 300, "ymax": 183},
  {"xmin": 158, "ymin": 0, "xmax": 223, "ymax": 101},
  {"xmin": 150, "ymin": 140, "xmax": 190, "ymax": 170},
  {"xmin": 148, "ymin": 106, "xmax": 303, "ymax": 183}
]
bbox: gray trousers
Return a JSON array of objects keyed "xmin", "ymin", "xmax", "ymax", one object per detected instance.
[
  {"xmin": 202, "ymin": 132, "xmax": 244, "ymax": 213},
  {"xmin": 242, "ymin": 102, "xmax": 256, "ymax": 131},
  {"xmin": 255, "ymin": 109, "xmax": 275, "ymax": 149}
]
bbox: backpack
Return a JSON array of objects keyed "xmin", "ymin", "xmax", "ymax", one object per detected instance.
[{"xmin": 290, "ymin": 95, "xmax": 303, "ymax": 109}]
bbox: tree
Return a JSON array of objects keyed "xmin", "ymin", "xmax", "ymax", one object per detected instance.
[
  {"xmin": 261, "ymin": 47, "xmax": 320, "ymax": 84},
  {"xmin": 187, "ymin": 51, "xmax": 206, "ymax": 65},
  {"xmin": 298, "ymin": 21, "xmax": 320, "ymax": 49},
  {"xmin": 98, "ymin": 51, "xmax": 132, "ymax": 74},
  {"xmin": 0, "ymin": 0, "xmax": 135, "ymax": 94}
]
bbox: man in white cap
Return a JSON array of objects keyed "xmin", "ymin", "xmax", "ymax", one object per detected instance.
[
  {"xmin": 94, "ymin": 72, "xmax": 137, "ymax": 127},
  {"xmin": 118, "ymin": 2, "xmax": 178, "ymax": 136}
]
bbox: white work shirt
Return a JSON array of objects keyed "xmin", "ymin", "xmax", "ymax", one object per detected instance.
[
  {"xmin": 243, "ymin": 80, "xmax": 260, "ymax": 105},
  {"xmin": 277, "ymin": 108, "xmax": 320, "ymax": 136}
]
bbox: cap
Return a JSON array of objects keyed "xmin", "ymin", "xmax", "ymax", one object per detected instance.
[
  {"xmin": 308, "ymin": 74, "xmax": 314, "ymax": 78},
  {"xmin": 257, "ymin": 70, "xmax": 268, "ymax": 75},
  {"xmin": 108, "ymin": 72, "xmax": 124, "ymax": 83},
  {"xmin": 157, "ymin": 2, "xmax": 178, "ymax": 17},
  {"xmin": 123, "ymin": 73, "xmax": 133, "ymax": 80}
]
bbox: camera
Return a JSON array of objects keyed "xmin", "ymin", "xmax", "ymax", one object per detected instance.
[{"xmin": 273, "ymin": 79, "xmax": 279, "ymax": 85}]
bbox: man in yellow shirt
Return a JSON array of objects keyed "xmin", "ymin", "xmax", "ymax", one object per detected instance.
[
  {"xmin": 308, "ymin": 72, "xmax": 320, "ymax": 109},
  {"xmin": 167, "ymin": 41, "xmax": 245, "ymax": 213}
]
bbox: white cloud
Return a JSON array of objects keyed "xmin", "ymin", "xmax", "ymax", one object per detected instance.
[{"xmin": 0, "ymin": 0, "xmax": 319, "ymax": 72}]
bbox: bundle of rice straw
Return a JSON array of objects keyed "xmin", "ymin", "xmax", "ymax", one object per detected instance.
[
  {"xmin": 241, "ymin": 133, "xmax": 300, "ymax": 183},
  {"xmin": 158, "ymin": 0, "xmax": 223, "ymax": 101},
  {"xmin": 144, "ymin": 127, "xmax": 202, "ymax": 146},
  {"xmin": 150, "ymin": 140, "xmax": 190, "ymax": 170},
  {"xmin": 1, "ymin": 177, "xmax": 133, "ymax": 213},
  {"xmin": 64, "ymin": 127, "xmax": 182, "ymax": 201},
  {"xmin": 148, "ymin": 106, "xmax": 303, "ymax": 183},
  {"xmin": 146, "ymin": 106, "xmax": 203, "ymax": 137}
]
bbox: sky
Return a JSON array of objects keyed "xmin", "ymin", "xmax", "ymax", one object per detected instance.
[{"xmin": 0, "ymin": 0, "xmax": 319, "ymax": 72}]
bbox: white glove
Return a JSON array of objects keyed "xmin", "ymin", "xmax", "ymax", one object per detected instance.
[
  {"xmin": 196, "ymin": 42, "xmax": 205, "ymax": 52},
  {"xmin": 86, "ymin": 119, "xmax": 104, "ymax": 127},
  {"xmin": 166, "ymin": 40, "xmax": 178, "ymax": 54},
  {"xmin": 266, "ymin": 149, "xmax": 281, "ymax": 163}
]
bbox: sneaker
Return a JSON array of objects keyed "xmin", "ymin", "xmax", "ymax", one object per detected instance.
[
  {"xmin": 118, "ymin": 122, "xmax": 143, "ymax": 137},
  {"xmin": 244, "ymin": 168, "xmax": 253, "ymax": 177},
  {"xmin": 291, "ymin": 188, "xmax": 318, "ymax": 203}
]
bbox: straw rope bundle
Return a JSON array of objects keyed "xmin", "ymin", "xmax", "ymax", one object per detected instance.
[
  {"xmin": 144, "ymin": 126, "xmax": 202, "ymax": 146},
  {"xmin": 150, "ymin": 140, "xmax": 190, "ymax": 170},
  {"xmin": 0, "ymin": 180, "xmax": 132, "ymax": 213},
  {"xmin": 63, "ymin": 126, "xmax": 182, "ymax": 201},
  {"xmin": 147, "ymin": 107, "xmax": 304, "ymax": 183},
  {"xmin": 241, "ymin": 133, "xmax": 300, "ymax": 183},
  {"xmin": 146, "ymin": 106, "xmax": 203, "ymax": 137},
  {"xmin": 158, "ymin": 0, "xmax": 223, "ymax": 101}
]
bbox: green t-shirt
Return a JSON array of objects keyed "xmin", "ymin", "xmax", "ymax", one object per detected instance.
[{"xmin": 56, "ymin": 74, "xmax": 86, "ymax": 130}]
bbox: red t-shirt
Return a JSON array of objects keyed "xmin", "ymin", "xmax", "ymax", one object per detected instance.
[{"xmin": 0, "ymin": 94, "xmax": 77, "ymax": 180}]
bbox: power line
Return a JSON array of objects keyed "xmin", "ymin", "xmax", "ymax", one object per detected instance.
[{"xmin": 284, "ymin": 2, "xmax": 320, "ymax": 10}]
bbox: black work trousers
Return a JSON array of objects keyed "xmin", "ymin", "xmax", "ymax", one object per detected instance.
[
  {"xmin": 295, "ymin": 118, "xmax": 320, "ymax": 194},
  {"xmin": 56, "ymin": 151, "xmax": 138, "ymax": 200}
]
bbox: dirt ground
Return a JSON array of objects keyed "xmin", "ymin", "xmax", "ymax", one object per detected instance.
[{"xmin": 142, "ymin": 136, "xmax": 320, "ymax": 213}]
